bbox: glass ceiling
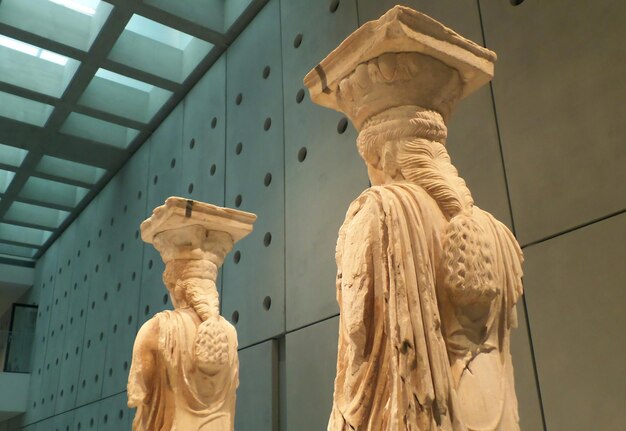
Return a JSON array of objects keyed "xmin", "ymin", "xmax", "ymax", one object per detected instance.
[{"xmin": 0, "ymin": 0, "xmax": 263, "ymax": 264}]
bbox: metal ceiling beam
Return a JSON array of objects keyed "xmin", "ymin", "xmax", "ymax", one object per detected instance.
[
  {"xmin": 0, "ymin": 219, "xmax": 56, "ymax": 233},
  {"xmin": 0, "ymin": 22, "xmax": 86, "ymax": 61},
  {"xmin": 0, "ymin": 118, "xmax": 126, "ymax": 170},
  {"xmin": 7, "ymin": 196, "xmax": 75, "ymax": 213},
  {"xmin": 2, "ymin": 0, "xmax": 271, "ymax": 263},
  {"xmin": 0, "ymin": 238, "xmax": 42, "ymax": 250}
]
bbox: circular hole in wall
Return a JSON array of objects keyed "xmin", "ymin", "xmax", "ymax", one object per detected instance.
[
  {"xmin": 188, "ymin": 183, "xmax": 194, "ymax": 194},
  {"xmin": 329, "ymin": 0, "xmax": 340, "ymax": 13},
  {"xmin": 263, "ymin": 232, "xmax": 272, "ymax": 247},
  {"xmin": 235, "ymin": 142, "xmax": 243, "ymax": 155},
  {"xmin": 293, "ymin": 33, "xmax": 303, "ymax": 48},
  {"xmin": 262, "ymin": 65, "xmax": 271, "ymax": 79},
  {"xmin": 235, "ymin": 194, "xmax": 242, "ymax": 208},
  {"xmin": 231, "ymin": 310, "xmax": 239, "ymax": 324},
  {"xmin": 235, "ymin": 93, "xmax": 243, "ymax": 105},
  {"xmin": 189, "ymin": 138, "xmax": 195, "ymax": 149},
  {"xmin": 233, "ymin": 250, "xmax": 241, "ymax": 264},
  {"xmin": 211, "ymin": 117, "xmax": 218, "ymax": 129},
  {"xmin": 264, "ymin": 117, "xmax": 272, "ymax": 131},
  {"xmin": 296, "ymin": 88, "xmax": 305, "ymax": 104},
  {"xmin": 298, "ymin": 147, "xmax": 307, "ymax": 162},
  {"xmin": 337, "ymin": 117, "xmax": 348, "ymax": 134},
  {"xmin": 264, "ymin": 173, "xmax": 272, "ymax": 187},
  {"xmin": 210, "ymin": 164, "xmax": 217, "ymax": 176}
]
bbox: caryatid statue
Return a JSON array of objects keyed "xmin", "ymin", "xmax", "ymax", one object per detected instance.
[
  {"xmin": 305, "ymin": 6, "xmax": 524, "ymax": 431},
  {"xmin": 127, "ymin": 197, "xmax": 256, "ymax": 431}
]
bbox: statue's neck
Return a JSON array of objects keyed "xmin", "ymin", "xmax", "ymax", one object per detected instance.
[{"xmin": 358, "ymin": 105, "xmax": 448, "ymax": 147}]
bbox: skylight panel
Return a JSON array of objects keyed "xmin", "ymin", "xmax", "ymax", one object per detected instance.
[
  {"xmin": 0, "ymin": 35, "xmax": 70, "ymax": 65},
  {"xmin": 126, "ymin": 15, "xmax": 193, "ymax": 50},
  {"xmin": 0, "ymin": 144, "xmax": 28, "ymax": 167},
  {"xmin": 0, "ymin": 169, "xmax": 15, "ymax": 193},
  {"xmin": 39, "ymin": 50, "xmax": 69, "ymax": 66},
  {"xmin": 49, "ymin": 0, "xmax": 99, "ymax": 16},
  {"xmin": 95, "ymin": 69, "xmax": 154, "ymax": 92},
  {"xmin": 0, "ymin": 35, "xmax": 39, "ymax": 56}
]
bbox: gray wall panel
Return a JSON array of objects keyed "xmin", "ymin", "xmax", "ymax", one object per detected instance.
[
  {"xmin": 510, "ymin": 302, "xmax": 544, "ymax": 431},
  {"xmin": 101, "ymin": 146, "xmax": 149, "ymax": 398},
  {"xmin": 71, "ymin": 401, "xmax": 100, "ymax": 431},
  {"xmin": 480, "ymin": 0, "xmax": 626, "ymax": 245},
  {"xmin": 97, "ymin": 393, "xmax": 132, "ymax": 431},
  {"xmin": 523, "ymin": 213, "xmax": 626, "ymax": 431},
  {"xmin": 140, "ymin": 105, "xmax": 184, "ymax": 329},
  {"xmin": 222, "ymin": 0, "xmax": 285, "ymax": 348},
  {"xmin": 281, "ymin": 0, "xmax": 368, "ymax": 332},
  {"xmin": 285, "ymin": 316, "xmax": 339, "ymax": 431},
  {"xmin": 55, "ymin": 203, "xmax": 99, "ymax": 414},
  {"xmin": 182, "ymin": 55, "xmax": 227, "ymax": 207},
  {"xmin": 235, "ymin": 340, "xmax": 278, "ymax": 431}
]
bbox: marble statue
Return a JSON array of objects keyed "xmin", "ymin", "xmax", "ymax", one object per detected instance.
[
  {"xmin": 127, "ymin": 197, "xmax": 256, "ymax": 431},
  {"xmin": 304, "ymin": 6, "xmax": 524, "ymax": 431}
]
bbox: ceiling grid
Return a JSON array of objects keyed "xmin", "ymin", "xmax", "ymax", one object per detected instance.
[{"xmin": 0, "ymin": 0, "xmax": 268, "ymax": 265}]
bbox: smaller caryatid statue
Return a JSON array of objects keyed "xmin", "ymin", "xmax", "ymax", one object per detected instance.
[
  {"xmin": 305, "ymin": 6, "xmax": 524, "ymax": 431},
  {"xmin": 127, "ymin": 197, "xmax": 256, "ymax": 431}
]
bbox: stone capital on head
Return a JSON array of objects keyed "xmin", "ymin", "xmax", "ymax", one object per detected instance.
[{"xmin": 303, "ymin": 5, "xmax": 497, "ymax": 129}]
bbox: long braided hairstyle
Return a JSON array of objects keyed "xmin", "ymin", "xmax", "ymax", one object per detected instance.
[{"xmin": 347, "ymin": 53, "xmax": 499, "ymax": 306}]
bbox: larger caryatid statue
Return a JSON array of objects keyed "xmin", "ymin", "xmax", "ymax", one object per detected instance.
[
  {"xmin": 127, "ymin": 197, "xmax": 256, "ymax": 431},
  {"xmin": 305, "ymin": 6, "xmax": 524, "ymax": 431}
]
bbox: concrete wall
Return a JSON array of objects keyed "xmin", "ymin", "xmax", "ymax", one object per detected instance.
[{"xmin": 3, "ymin": 1, "xmax": 625, "ymax": 430}]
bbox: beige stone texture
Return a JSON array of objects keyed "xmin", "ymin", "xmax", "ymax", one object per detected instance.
[
  {"xmin": 127, "ymin": 197, "xmax": 256, "ymax": 431},
  {"xmin": 305, "ymin": 6, "xmax": 524, "ymax": 431}
]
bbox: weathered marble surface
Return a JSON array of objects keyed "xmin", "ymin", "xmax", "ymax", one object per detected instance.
[
  {"xmin": 305, "ymin": 6, "xmax": 524, "ymax": 431},
  {"xmin": 127, "ymin": 197, "xmax": 256, "ymax": 431}
]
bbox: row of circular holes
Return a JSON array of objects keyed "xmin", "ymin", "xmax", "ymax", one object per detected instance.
[{"xmin": 44, "ymin": 409, "xmax": 126, "ymax": 431}]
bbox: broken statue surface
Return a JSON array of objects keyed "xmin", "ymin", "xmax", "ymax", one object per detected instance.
[
  {"xmin": 127, "ymin": 198, "xmax": 256, "ymax": 431},
  {"xmin": 305, "ymin": 6, "xmax": 524, "ymax": 431}
]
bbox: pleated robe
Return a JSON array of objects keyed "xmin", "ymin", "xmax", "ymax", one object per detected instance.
[{"xmin": 328, "ymin": 181, "xmax": 522, "ymax": 431}]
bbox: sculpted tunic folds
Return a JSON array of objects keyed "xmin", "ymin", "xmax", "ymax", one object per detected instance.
[
  {"xmin": 329, "ymin": 182, "xmax": 523, "ymax": 431},
  {"xmin": 128, "ymin": 309, "xmax": 238, "ymax": 431}
]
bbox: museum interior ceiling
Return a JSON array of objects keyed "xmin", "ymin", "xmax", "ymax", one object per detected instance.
[{"xmin": 0, "ymin": 0, "xmax": 266, "ymax": 266}]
